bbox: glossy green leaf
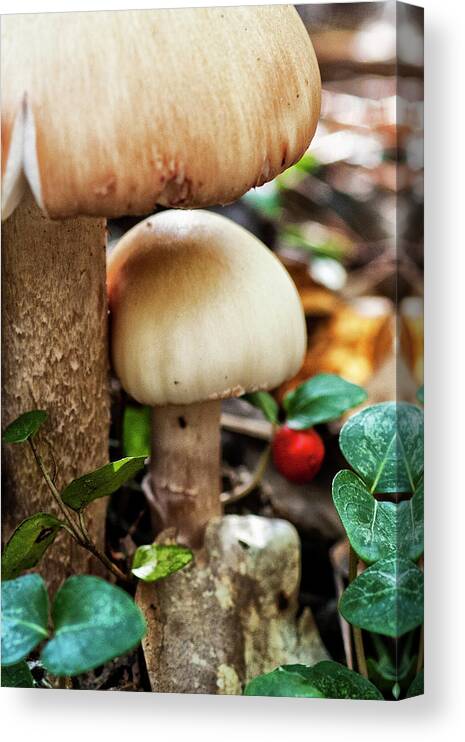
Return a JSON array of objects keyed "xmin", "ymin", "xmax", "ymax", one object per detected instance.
[
  {"xmin": 61, "ymin": 456, "xmax": 146, "ymax": 511},
  {"xmin": 1, "ymin": 574, "xmax": 49, "ymax": 666},
  {"xmin": 332, "ymin": 471, "xmax": 423, "ymax": 564},
  {"xmin": 367, "ymin": 634, "xmax": 416, "ymax": 686},
  {"xmin": 339, "ymin": 402, "xmax": 423, "ymax": 494},
  {"xmin": 1, "ymin": 660, "xmax": 34, "ymax": 688},
  {"xmin": 416, "ymin": 386, "xmax": 424, "ymax": 405},
  {"xmin": 2, "ymin": 513, "xmax": 64, "ymax": 581},
  {"xmin": 244, "ymin": 661, "xmax": 382, "ymax": 700},
  {"xmin": 122, "ymin": 405, "xmax": 151, "ymax": 458},
  {"xmin": 2, "ymin": 410, "xmax": 48, "ymax": 444},
  {"xmin": 406, "ymin": 670, "xmax": 424, "ymax": 698},
  {"xmin": 339, "ymin": 557, "xmax": 424, "ymax": 638},
  {"xmin": 131, "ymin": 544, "xmax": 193, "ymax": 582},
  {"xmin": 244, "ymin": 392, "xmax": 279, "ymax": 425},
  {"xmin": 41, "ymin": 576, "xmax": 146, "ymax": 676},
  {"xmin": 244, "ymin": 666, "xmax": 324, "ymax": 698},
  {"xmin": 283, "ymin": 374, "xmax": 367, "ymax": 430}
]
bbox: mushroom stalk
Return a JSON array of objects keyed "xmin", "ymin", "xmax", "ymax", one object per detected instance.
[
  {"xmin": 1, "ymin": 192, "xmax": 110, "ymax": 592},
  {"xmin": 150, "ymin": 400, "xmax": 222, "ymax": 547}
]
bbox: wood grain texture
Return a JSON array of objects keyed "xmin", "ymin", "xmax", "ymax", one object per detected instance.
[
  {"xmin": 1, "ymin": 192, "xmax": 110, "ymax": 592},
  {"xmin": 137, "ymin": 515, "xmax": 328, "ymax": 694}
]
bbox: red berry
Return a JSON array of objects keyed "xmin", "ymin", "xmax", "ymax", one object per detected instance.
[{"xmin": 272, "ymin": 424, "xmax": 325, "ymax": 484}]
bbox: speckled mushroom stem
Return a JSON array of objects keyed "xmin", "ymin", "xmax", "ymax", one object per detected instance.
[{"xmin": 150, "ymin": 399, "xmax": 222, "ymax": 548}]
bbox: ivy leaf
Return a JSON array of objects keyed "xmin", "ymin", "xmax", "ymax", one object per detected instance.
[
  {"xmin": 123, "ymin": 405, "xmax": 151, "ymax": 458},
  {"xmin": 244, "ymin": 661, "xmax": 382, "ymax": 700},
  {"xmin": 2, "ymin": 513, "xmax": 64, "ymax": 581},
  {"xmin": 2, "ymin": 410, "xmax": 48, "ymax": 444},
  {"xmin": 339, "ymin": 402, "xmax": 423, "ymax": 494},
  {"xmin": 131, "ymin": 544, "xmax": 193, "ymax": 583},
  {"xmin": 1, "ymin": 574, "xmax": 49, "ymax": 666},
  {"xmin": 244, "ymin": 666, "xmax": 324, "ymax": 698},
  {"xmin": 244, "ymin": 392, "xmax": 279, "ymax": 425},
  {"xmin": 61, "ymin": 456, "xmax": 146, "ymax": 511},
  {"xmin": 332, "ymin": 471, "xmax": 423, "ymax": 564},
  {"xmin": 339, "ymin": 557, "xmax": 424, "ymax": 638},
  {"xmin": 40, "ymin": 576, "xmax": 146, "ymax": 676},
  {"xmin": 283, "ymin": 374, "xmax": 367, "ymax": 431},
  {"xmin": 406, "ymin": 670, "xmax": 424, "ymax": 698},
  {"xmin": 1, "ymin": 661, "xmax": 34, "ymax": 688}
]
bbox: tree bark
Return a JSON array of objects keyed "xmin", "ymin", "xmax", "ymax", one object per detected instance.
[
  {"xmin": 137, "ymin": 515, "xmax": 328, "ymax": 694},
  {"xmin": 1, "ymin": 192, "xmax": 110, "ymax": 593}
]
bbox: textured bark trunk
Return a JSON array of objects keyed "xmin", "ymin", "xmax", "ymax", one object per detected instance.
[
  {"xmin": 137, "ymin": 515, "xmax": 328, "ymax": 694},
  {"xmin": 1, "ymin": 192, "xmax": 110, "ymax": 593},
  {"xmin": 150, "ymin": 400, "xmax": 222, "ymax": 547}
]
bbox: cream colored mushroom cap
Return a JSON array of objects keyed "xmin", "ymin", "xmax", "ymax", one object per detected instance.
[
  {"xmin": 108, "ymin": 210, "xmax": 307, "ymax": 406},
  {"xmin": 1, "ymin": 6, "xmax": 321, "ymax": 221}
]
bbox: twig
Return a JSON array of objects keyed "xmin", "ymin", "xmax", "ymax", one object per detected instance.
[
  {"xmin": 220, "ymin": 412, "xmax": 273, "ymax": 441},
  {"xmin": 221, "ymin": 445, "xmax": 271, "ymax": 505},
  {"xmin": 349, "ymin": 545, "xmax": 368, "ymax": 678}
]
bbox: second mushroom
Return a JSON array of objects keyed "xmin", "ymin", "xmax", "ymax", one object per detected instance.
[{"xmin": 107, "ymin": 209, "xmax": 307, "ymax": 547}]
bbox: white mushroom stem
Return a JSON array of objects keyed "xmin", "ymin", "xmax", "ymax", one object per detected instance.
[{"xmin": 150, "ymin": 400, "xmax": 222, "ymax": 547}]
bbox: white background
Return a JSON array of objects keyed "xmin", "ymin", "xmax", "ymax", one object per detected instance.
[{"xmin": 1, "ymin": 0, "xmax": 464, "ymax": 739}]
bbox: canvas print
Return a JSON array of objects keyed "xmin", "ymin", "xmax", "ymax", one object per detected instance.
[{"xmin": 1, "ymin": 2, "xmax": 424, "ymax": 700}]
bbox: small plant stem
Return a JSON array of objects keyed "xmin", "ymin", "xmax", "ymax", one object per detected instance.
[
  {"xmin": 78, "ymin": 510, "xmax": 130, "ymax": 584},
  {"xmin": 29, "ymin": 437, "xmax": 130, "ymax": 584},
  {"xmin": 348, "ymin": 545, "xmax": 368, "ymax": 678},
  {"xmin": 416, "ymin": 624, "xmax": 424, "ymax": 674},
  {"xmin": 28, "ymin": 438, "xmax": 84, "ymax": 543},
  {"xmin": 220, "ymin": 444, "xmax": 271, "ymax": 505}
]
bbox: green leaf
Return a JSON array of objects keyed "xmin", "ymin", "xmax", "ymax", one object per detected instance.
[
  {"xmin": 339, "ymin": 402, "xmax": 423, "ymax": 494},
  {"xmin": 2, "ymin": 513, "xmax": 64, "ymax": 581},
  {"xmin": 2, "ymin": 410, "xmax": 48, "ymax": 444},
  {"xmin": 416, "ymin": 386, "xmax": 424, "ymax": 405},
  {"xmin": 244, "ymin": 666, "xmax": 324, "ymax": 698},
  {"xmin": 283, "ymin": 374, "xmax": 367, "ymax": 430},
  {"xmin": 122, "ymin": 405, "xmax": 151, "ymax": 458},
  {"xmin": 1, "ymin": 574, "xmax": 49, "ymax": 666},
  {"xmin": 61, "ymin": 456, "xmax": 146, "ymax": 511},
  {"xmin": 131, "ymin": 544, "xmax": 193, "ymax": 582},
  {"xmin": 300, "ymin": 661, "xmax": 383, "ymax": 700},
  {"xmin": 406, "ymin": 670, "xmax": 424, "ymax": 698},
  {"xmin": 244, "ymin": 661, "xmax": 382, "ymax": 700},
  {"xmin": 244, "ymin": 391, "xmax": 279, "ymax": 425},
  {"xmin": 332, "ymin": 471, "xmax": 423, "ymax": 564},
  {"xmin": 41, "ymin": 576, "xmax": 146, "ymax": 676},
  {"xmin": 339, "ymin": 557, "xmax": 424, "ymax": 638},
  {"xmin": 367, "ymin": 634, "xmax": 416, "ymax": 686},
  {"xmin": 1, "ymin": 661, "xmax": 34, "ymax": 688}
]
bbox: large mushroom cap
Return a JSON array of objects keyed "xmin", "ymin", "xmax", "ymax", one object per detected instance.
[
  {"xmin": 108, "ymin": 210, "xmax": 307, "ymax": 406},
  {"xmin": 1, "ymin": 6, "xmax": 321, "ymax": 221}
]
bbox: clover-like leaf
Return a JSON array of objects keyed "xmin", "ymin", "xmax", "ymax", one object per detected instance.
[
  {"xmin": 1, "ymin": 660, "xmax": 34, "ymax": 688},
  {"xmin": 244, "ymin": 661, "xmax": 382, "ymax": 700},
  {"xmin": 40, "ymin": 576, "xmax": 146, "ymax": 676},
  {"xmin": 332, "ymin": 471, "xmax": 423, "ymax": 564},
  {"xmin": 131, "ymin": 544, "xmax": 193, "ymax": 583},
  {"xmin": 61, "ymin": 457, "xmax": 146, "ymax": 511},
  {"xmin": 2, "ymin": 410, "xmax": 48, "ymax": 444},
  {"xmin": 2, "ymin": 513, "xmax": 64, "ymax": 581},
  {"xmin": 339, "ymin": 557, "xmax": 424, "ymax": 638},
  {"xmin": 1, "ymin": 574, "xmax": 49, "ymax": 666},
  {"xmin": 244, "ymin": 392, "xmax": 279, "ymax": 425},
  {"xmin": 339, "ymin": 402, "xmax": 423, "ymax": 494},
  {"xmin": 244, "ymin": 666, "xmax": 324, "ymax": 698},
  {"xmin": 283, "ymin": 374, "xmax": 367, "ymax": 431}
]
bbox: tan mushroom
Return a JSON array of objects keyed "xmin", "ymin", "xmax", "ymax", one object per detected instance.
[
  {"xmin": 108, "ymin": 209, "xmax": 307, "ymax": 546},
  {"xmin": 1, "ymin": 6, "xmax": 320, "ymax": 587}
]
